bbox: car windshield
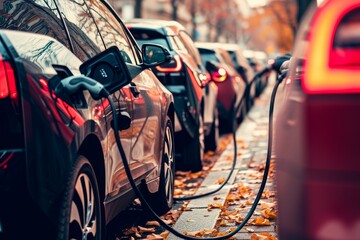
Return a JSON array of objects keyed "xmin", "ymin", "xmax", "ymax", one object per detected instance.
[
  {"xmin": 129, "ymin": 28, "xmax": 171, "ymax": 50},
  {"xmin": 198, "ymin": 50, "xmax": 219, "ymax": 66}
]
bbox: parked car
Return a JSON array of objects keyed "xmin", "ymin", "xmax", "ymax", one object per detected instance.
[
  {"xmin": 126, "ymin": 19, "xmax": 219, "ymax": 172},
  {"xmin": 220, "ymin": 43, "xmax": 256, "ymax": 112},
  {"xmin": 0, "ymin": 0, "xmax": 175, "ymax": 239},
  {"xmin": 274, "ymin": 1, "xmax": 360, "ymax": 239},
  {"xmin": 243, "ymin": 49, "xmax": 270, "ymax": 97},
  {"xmin": 195, "ymin": 42, "xmax": 247, "ymax": 132}
]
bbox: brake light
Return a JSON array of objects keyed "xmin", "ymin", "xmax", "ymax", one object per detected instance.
[
  {"xmin": 156, "ymin": 55, "xmax": 182, "ymax": 72},
  {"xmin": 211, "ymin": 68, "xmax": 227, "ymax": 82},
  {"xmin": 0, "ymin": 54, "xmax": 17, "ymax": 100},
  {"xmin": 303, "ymin": 1, "xmax": 360, "ymax": 94}
]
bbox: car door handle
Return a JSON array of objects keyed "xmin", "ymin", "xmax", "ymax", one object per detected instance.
[{"xmin": 130, "ymin": 83, "xmax": 140, "ymax": 98}]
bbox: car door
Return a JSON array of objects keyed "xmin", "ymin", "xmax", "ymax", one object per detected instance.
[
  {"xmin": 56, "ymin": 0, "xmax": 134, "ymax": 200},
  {"xmin": 84, "ymin": 0, "xmax": 163, "ymax": 191}
]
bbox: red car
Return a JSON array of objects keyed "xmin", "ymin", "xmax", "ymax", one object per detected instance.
[
  {"xmin": 195, "ymin": 42, "xmax": 247, "ymax": 132},
  {"xmin": 274, "ymin": 1, "xmax": 360, "ymax": 239}
]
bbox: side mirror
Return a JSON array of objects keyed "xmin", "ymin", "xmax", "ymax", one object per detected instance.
[
  {"xmin": 141, "ymin": 44, "xmax": 172, "ymax": 67},
  {"xmin": 80, "ymin": 46, "xmax": 132, "ymax": 94}
]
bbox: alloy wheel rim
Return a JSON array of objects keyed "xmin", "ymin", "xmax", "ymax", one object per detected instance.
[
  {"xmin": 164, "ymin": 125, "xmax": 174, "ymax": 206},
  {"xmin": 199, "ymin": 115, "xmax": 205, "ymax": 160},
  {"xmin": 70, "ymin": 173, "xmax": 97, "ymax": 240}
]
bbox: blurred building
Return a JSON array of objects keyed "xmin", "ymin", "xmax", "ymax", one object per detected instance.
[{"xmin": 108, "ymin": 0, "xmax": 191, "ymax": 28}]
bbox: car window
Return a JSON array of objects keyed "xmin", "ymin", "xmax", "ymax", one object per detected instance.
[
  {"xmin": 178, "ymin": 31, "xmax": 203, "ymax": 66},
  {"xmin": 129, "ymin": 28, "xmax": 171, "ymax": 51},
  {"xmin": 198, "ymin": 49, "xmax": 219, "ymax": 65},
  {"xmin": 5, "ymin": 31, "xmax": 82, "ymax": 74},
  {"xmin": 0, "ymin": 0, "xmax": 70, "ymax": 50},
  {"xmin": 334, "ymin": 8, "xmax": 360, "ymax": 48},
  {"xmin": 85, "ymin": 0, "xmax": 137, "ymax": 64},
  {"xmin": 57, "ymin": 0, "xmax": 104, "ymax": 61},
  {"xmin": 331, "ymin": 8, "xmax": 360, "ymax": 67}
]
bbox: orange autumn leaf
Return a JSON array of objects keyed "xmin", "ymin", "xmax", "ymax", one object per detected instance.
[
  {"xmin": 145, "ymin": 234, "xmax": 164, "ymax": 240},
  {"xmin": 145, "ymin": 221, "xmax": 160, "ymax": 227},
  {"xmin": 174, "ymin": 189, "xmax": 183, "ymax": 196},
  {"xmin": 226, "ymin": 193, "xmax": 241, "ymax": 201},
  {"xmin": 183, "ymin": 230, "xmax": 205, "ymax": 237},
  {"xmin": 208, "ymin": 202, "xmax": 223, "ymax": 210},
  {"xmin": 219, "ymin": 221, "xmax": 227, "ymax": 226},
  {"xmin": 138, "ymin": 226, "xmax": 156, "ymax": 233},
  {"xmin": 252, "ymin": 217, "xmax": 271, "ymax": 226},
  {"xmin": 215, "ymin": 178, "xmax": 225, "ymax": 184},
  {"xmin": 260, "ymin": 202, "xmax": 276, "ymax": 210},
  {"xmin": 160, "ymin": 231, "xmax": 169, "ymax": 238},
  {"xmin": 250, "ymin": 233, "xmax": 277, "ymax": 240},
  {"xmin": 122, "ymin": 226, "xmax": 138, "ymax": 236},
  {"xmin": 261, "ymin": 209, "xmax": 277, "ymax": 219}
]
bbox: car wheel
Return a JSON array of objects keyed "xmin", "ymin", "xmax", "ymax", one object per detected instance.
[
  {"xmin": 143, "ymin": 116, "xmax": 175, "ymax": 216},
  {"xmin": 58, "ymin": 156, "xmax": 102, "ymax": 240},
  {"xmin": 205, "ymin": 107, "xmax": 219, "ymax": 152},
  {"xmin": 181, "ymin": 114, "xmax": 204, "ymax": 172}
]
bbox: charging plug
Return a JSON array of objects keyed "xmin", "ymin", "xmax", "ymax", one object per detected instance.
[{"xmin": 55, "ymin": 75, "xmax": 107, "ymax": 100}]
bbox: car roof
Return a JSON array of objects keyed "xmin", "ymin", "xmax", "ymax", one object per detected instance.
[{"xmin": 125, "ymin": 18, "xmax": 186, "ymax": 36}]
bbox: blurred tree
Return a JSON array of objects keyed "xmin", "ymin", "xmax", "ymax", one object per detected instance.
[
  {"xmin": 134, "ymin": 0, "xmax": 142, "ymax": 18},
  {"xmin": 196, "ymin": 0, "xmax": 241, "ymax": 42},
  {"xmin": 171, "ymin": 0, "xmax": 178, "ymax": 20},
  {"xmin": 244, "ymin": 0, "xmax": 297, "ymax": 54},
  {"xmin": 297, "ymin": 0, "xmax": 315, "ymax": 24}
]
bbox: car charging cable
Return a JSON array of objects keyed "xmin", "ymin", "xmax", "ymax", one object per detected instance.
[
  {"xmin": 56, "ymin": 67, "xmax": 287, "ymax": 239},
  {"xmin": 173, "ymin": 66, "xmax": 273, "ymax": 202}
]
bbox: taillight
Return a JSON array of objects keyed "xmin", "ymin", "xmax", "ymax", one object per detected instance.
[
  {"xmin": 156, "ymin": 55, "xmax": 182, "ymax": 72},
  {"xmin": 303, "ymin": 1, "xmax": 360, "ymax": 94},
  {"xmin": 211, "ymin": 68, "xmax": 227, "ymax": 82},
  {"xmin": 0, "ymin": 54, "xmax": 18, "ymax": 101}
]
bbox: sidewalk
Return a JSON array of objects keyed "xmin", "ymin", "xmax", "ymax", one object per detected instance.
[{"xmin": 171, "ymin": 74, "xmax": 278, "ymax": 239}]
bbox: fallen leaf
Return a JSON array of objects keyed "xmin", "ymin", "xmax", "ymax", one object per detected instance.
[
  {"xmin": 174, "ymin": 189, "xmax": 183, "ymax": 196},
  {"xmin": 245, "ymin": 227, "xmax": 255, "ymax": 233},
  {"xmin": 235, "ymin": 216, "xmax": 244, "ymax": 225},
  {"xmin": 208, "ymin": 202, "xmax": 224, "ymax": 210},
  {"xmin": 215, "ymin": 178, "xmax": 225, "ymax": 184},
  {"xmin": 138, "ymin": 226, "xmax": 156, "ymax": 233},
  {"xmin": 122, "ymin": 226, "xmax": 137, "ymax": 236},
  {"xmin": 250, "ymin": 233, "xmax": 277, "ymax": 240},
  {"xmin": 160, "ymin": 231, "xmax": 169, "ymax": 238},
  {"xmin": 219, "ymin": 221, "xmax": 227, "ymax": 226},
  {"xmin": 260, "ymin": 202, "xmax": 276, "ymax": 210},
  {"xmin": 145, "ymin": 234, "xmax": 164, "ymax": 239},
  {"xmin": 146, "ymin": 221, "xmax": 160, "ymax": 227},
  {"xmin": 261, "ymin": 209, "xmax": 277, "ymax": 219},
  {"xmin": 251, "ymin": 217, "xmax": 271, "ymax": 226},
  {"xmin": 183, "ymin": 230, "xmax": 205, "ymax": 237},
  {"xmin": 213, "ymin": 196, "xmax": 221, "ymax": 200}
]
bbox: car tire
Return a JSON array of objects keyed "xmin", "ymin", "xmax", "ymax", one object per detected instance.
[
  {"xmin": 205, "ymin": 108, "xmax": 219, "ymax": 152},
  {"xmin": 58, "ymin": 156, "xmax": 102, "ymax": 240},
  {"xmin": 142, "ymin": 116, "xmax": 175, "ymax": 216},
  {"xmin": 184, "ymin": 114, "xmax": 204, "ymax": 172}
]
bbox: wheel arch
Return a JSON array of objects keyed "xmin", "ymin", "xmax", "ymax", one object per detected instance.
[{"xmin": 77, "ymin": 134, "xmax": 106, "ymax": 202}]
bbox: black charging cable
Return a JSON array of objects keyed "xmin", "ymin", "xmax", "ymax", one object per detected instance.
[
  {"xmin": 174, "ymin": 67, "xmax": 272, "ymax": 202},
  {"xmin": 57, "ymin": 68, "xmax": 286, "ymax": 239},
  {"xmin": 108, "ymin": 69, "xmax": 286, "ymax": 239}
]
